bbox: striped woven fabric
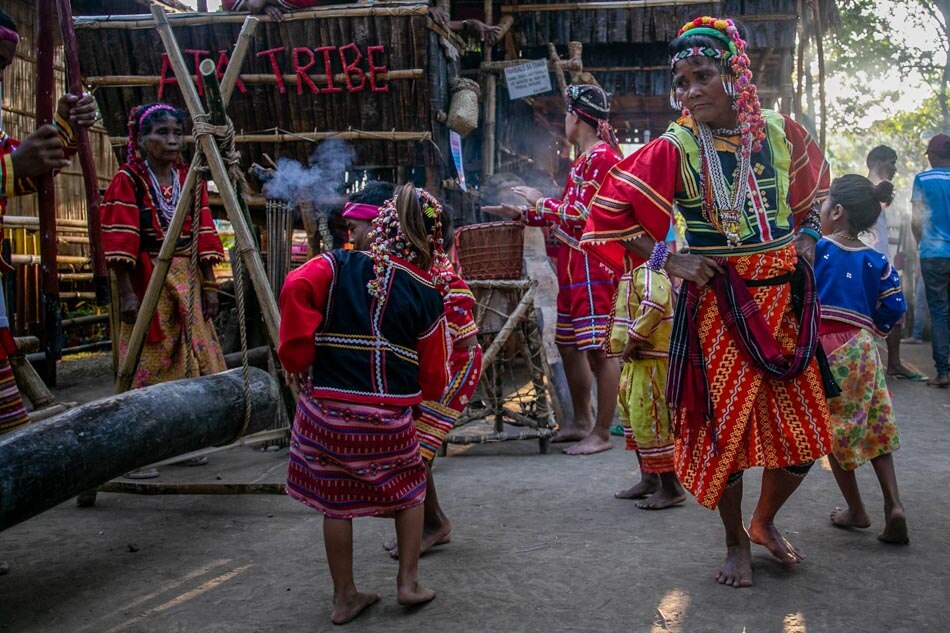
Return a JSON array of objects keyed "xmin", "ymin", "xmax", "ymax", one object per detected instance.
[
  {"xmin": 286, "ymin": 397, "xmax": 426, "ymax": 519},
  {"xmin": 0, "ymin": 358, "xmax": 29, "ymax": 435}
]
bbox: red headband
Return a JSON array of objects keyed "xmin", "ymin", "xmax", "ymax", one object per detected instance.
[{"xmin": 342, "ymin": 202, "xmax": 380, "ymax": 221}]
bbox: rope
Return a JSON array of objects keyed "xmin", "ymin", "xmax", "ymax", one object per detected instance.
[{"xmin": 190, "ymin": 113, "xmax": 254, "ymax": 442}]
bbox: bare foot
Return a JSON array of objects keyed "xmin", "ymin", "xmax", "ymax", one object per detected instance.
[
  {"xmin": 331, "ymin": 591, "xmax": 379, "ymax": 625},
  {"xmin": 830, "ymin": 506, "xmax": 871, "ymax": 529},
  {"xmin": 637, "ymin": 488, "xmax": 687, "ymax": 510},
  {"xmin": 615, "ymin": 476, "xmax": 659, "ymax": 499},
  {"xmin": 748, "ymin": 520, "xmax": 805, "ymax": 565},
  {"xmin": 385, "ymin": 524, "xmax": 452, "ymax": 559},
  {"xmin": 716, "ymin": 535, "xmax": 753, "ymax": 588},
  {"xmin": 562, "ymin": 433, "xmax": 613, "ymax": 456},
  {"xmin": 927, "ymin": 373, "xmax": 950, "ymax": 388},
  {"xmin": 551, "ymin": 423, "xmax": 591, "ymax": 444},
  {"xmin": 397, "ymin": 581, "xmax": 436, "ymax": 607},
  {"xmin": 878, "ymin": 506, "xmax": 910, "ymax": 545}
]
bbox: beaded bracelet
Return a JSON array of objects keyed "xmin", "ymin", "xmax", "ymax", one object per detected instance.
[
  {"xmin": 798, "ymin": 227, "xmax": 821, "ymax": 242},
  {"xmin": 646, "ymin": 240, "xmax": 670, "ymax": 272},
  {"xmin": 201, "ymin": 281, "xmax": 219, "ymax": 292},
  {"xmin": 800, "ymin": 200, "xmax": 822, "ymax": 235}
]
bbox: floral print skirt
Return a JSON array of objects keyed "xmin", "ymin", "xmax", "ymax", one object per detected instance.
[{"xmin": 821, "ymin": 326, "xmax": 899, "ymax": 471}]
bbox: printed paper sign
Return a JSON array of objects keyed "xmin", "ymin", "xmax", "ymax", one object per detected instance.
[
  {"xmin": 504, "ymin": 59, "xmax": 552, "ymax": 100},
  {"xmin": 450, "ymin": 130, "xmax": 466, "ymax": 192}
]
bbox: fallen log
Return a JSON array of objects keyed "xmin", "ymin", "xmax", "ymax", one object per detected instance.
[{"xmin": 0, "ymin": 368, "xmax": 280, "ymax": 532}]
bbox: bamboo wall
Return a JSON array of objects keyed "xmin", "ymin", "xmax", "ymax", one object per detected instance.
[
  {"xmin": 1, "ymin": 0, "xmax": 118, "ymax": 223},
  {"xmin": 73, "ymin": 4, "xmax": 450, "ymax": 180}
]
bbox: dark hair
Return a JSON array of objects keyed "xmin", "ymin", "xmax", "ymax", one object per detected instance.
[
  {"xmin": 866, "ymin": 145, "xmax": 897, "ymax": 169},
  {"xmin": 828, "ymin": 174, "xmax": 893, "ymax": 233},
  {"xmin": 0, "ymin": 10, "xmax": 17, "ymax": 32},
  {"xmin": 440, "ymin": 203, "xmax": 456, "ymax": 251},
  {"xmin": 668, "ymin": 19, "xmax": 748, "ymax": 60},
  {"xmin": 348, "ymin": 180, "xmax": 395, "ymax": 207},
  {"xmin": 395, "ymin": 183, "xmax": 439, "ymax": 270}
]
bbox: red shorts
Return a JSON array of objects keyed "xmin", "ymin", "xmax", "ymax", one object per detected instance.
[{"xmin": 555, "ymin": 246, "xmax": 618, "ymax": 351}]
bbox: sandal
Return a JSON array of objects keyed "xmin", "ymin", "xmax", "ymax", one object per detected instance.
[
  {"xmin": 124, "ymin": 468, "xmax": 160, "ymax": 479},
  {"xmin": 888, "ymin": 371, "xmax": 928, "ymax": 382},
  {"xmin": 609, "ymin": 424, "xmax": 625, "ymax": 437}
]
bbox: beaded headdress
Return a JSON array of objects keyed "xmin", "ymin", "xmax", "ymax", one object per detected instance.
[
  {"xmin": 566, "ymin": 84, "xmax": 620, "ymax": 153},
  {"xmin": 366, "ymin": 187, "xmax": 451, "ymax": 301},
  {"xmin": 669, "ymin": 16, "xmax": 766, "ymax": 157},
  {"xmin": 126, "ymin": 103, "xmax": 179, "ymax": 164}
]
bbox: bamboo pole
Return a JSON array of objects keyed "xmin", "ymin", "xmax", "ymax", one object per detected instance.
[
  {"xmin": 810, "ymin": 0, "xmax": 827, "ymax": 149},
  {"xmin": 3, "ymin": 216, "xmax": 89, "ymax": 229},
  {"xmin": 36, "ymin": 2, "xmax": 60, "ymax": 383},
  {"xmin": 86, "ymin": 69, "xmax": 424, "ymax": 88},
  {"xmin": 113, "ymin": 15, "xmax": 259, "ymax": 395},
  {"xmin": 501, "ymin": 0, "xmax": 711, "ymax": 12},
  {"xmin": 480, "ymin": 284, "xmax": 537, "ymax": 368},
  {"xmin": 481, "ymin": 0, "xmax": 497, "ymax": 178},
  {"xmin": 795, "ymin": 0, "xmax": 805, "ymax": 120},
  {"xmin": 56, "ymin": 0, "xmax": 108, "ymax": 306},
  {"xmin": 73, "ymin": 3, "xmax": 429, "ymax": 29},
  {"xmin": 480, "ymin": 59, "xmax": 583, "ymax": 73},
  {"xmin": 189, "ymin": 54, "xmax": 280, "ymax": 349},
  {"xmin": 108, "ymin": 130, "xmax": 433, "ymax": 146},
  {"xmin": 10, "ymin": 254, "xmax": 89, "ymax": 266}
]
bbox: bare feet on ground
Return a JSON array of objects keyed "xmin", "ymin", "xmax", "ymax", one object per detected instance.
[
  {"xmin": 748, "ymin": 520, "xmax": 805, "ymax": 565},
  {"xmin": 927, "ymin": 373, "xmax": 950, "ymax": 388},
  {"xmin": 716, "ymin": 534, "xmax": 753, "ymax": 588},
  {"xmin": 830, "ymin": 506, "xmax": 871, "ymax": 529},
  {"xmin": 877, "ymin": 505, "xmax": 910, "ymax": 545},
  {"xmin": 331, "ymin": 591, "xmax": 379, "ymax": 625},
  {"xmin": 384, "ymin": 524, "xmax": 452, "ymax": 559},
  {"xmin": 637, "ymin": 486, "xmax": 687, "ymax": 510},
  {"xmin": 615, "ymin": 476, "xmax": 659, "ymax": 499},
  {"xmin": 551, "ymin": 423, "xmax": 591, "ymax": 444},
  {"xmin": 397, "ymin": 581, "xmax": 436, "ymax": 607},
  {"xmin": 562, "ymin": 433, "xmax": 613, "ymax": 455}
]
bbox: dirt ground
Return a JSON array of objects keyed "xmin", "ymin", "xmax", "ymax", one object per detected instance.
[{"xmin": 1, "ymin": 343, "xmax": 948, "ymax": 633}]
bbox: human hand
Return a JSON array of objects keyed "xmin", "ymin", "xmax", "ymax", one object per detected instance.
[
  {"xmin": 793, "ymin": 232, "xmax": 816, "ymax": 267},
  {"xmin": 429, "ymin": 6, "xmax": 450, "ymax": 25},
  {"xmin": 468, "ymin": 19, "xmax": 502, "ymax": 45},
  {"xmin": 57, "ymin": 93, "xmax": 98, "ymax": 128},
  {"xmin": 663, "ymin": 252, "xmax": 723, "ymax": 287},
  {"xmin": 10, "ymin": 125, "xmax": 69, "ymax": 178},
  {"xmin": 621, "ymin": 338, "xmax": 642, "ymax": 363},
  {"xmin": 481, "ymin": 203, "xmax": 523, "ymax": 220},
  {"xmin": 247, "ymin": 0, "xmax": 283, "ymax": 20},
  {"xmin": 119, "ymin": 291, "xmax": 141, "ymax": 325},
  {"xmin": 511, "ymin": 186, "xmax": 544, "ymax": 208},
  {"xmin": 202, "ymin": 290, "xmax": 220, "ymax": 320}
]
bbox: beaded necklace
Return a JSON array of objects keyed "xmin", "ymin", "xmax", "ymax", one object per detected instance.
[
  {"xmin": 146, "ymin": 163, "xmax": 181, "ymax": 225},
  {"xmin": 697, "ymin": 121, "xmax": 751, "ymax": 247}
]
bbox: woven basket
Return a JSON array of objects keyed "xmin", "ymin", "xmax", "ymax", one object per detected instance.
[
  {"xmin": 446, "ymin": 77, "xmax": 480, "ymax": 137},
  {"xmin": 456, "ymin": 221, "xmax": 524, "ymax": 280}
]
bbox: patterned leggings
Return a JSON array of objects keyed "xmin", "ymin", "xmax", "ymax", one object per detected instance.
[{"xmin": 725, "ymin": 461, "xmax": 815, "ymax": 488}]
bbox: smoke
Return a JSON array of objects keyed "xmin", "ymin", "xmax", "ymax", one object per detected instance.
[{"xmin": 263, "ymin": 139, "xmax": 356, "ymax": 209}]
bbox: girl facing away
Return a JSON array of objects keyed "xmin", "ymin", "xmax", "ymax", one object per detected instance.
[
  {"xmin": 277, "ymin": 185, "xmax": 451, "ymax": 624},
  {"xmin": 815, "ymin": 174, "xmax": 910, "ymax": 545}
]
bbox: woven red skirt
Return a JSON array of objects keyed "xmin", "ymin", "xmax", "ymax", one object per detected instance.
[{"xmin": 286, "ymin": 397, "xmax": 426, "ymax": 519}]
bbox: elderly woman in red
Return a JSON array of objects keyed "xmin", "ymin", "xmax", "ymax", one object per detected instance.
[
  {"xmin": 101, "ymin": 103, "xmax": 227, "ymax": 476},
  {"xmin": 278, "ymin": 185, "xmax": 450, "ymax": 625},
  {"xmin": 582, "ymin": 18, "xmax": 837, "ymax": 588}
]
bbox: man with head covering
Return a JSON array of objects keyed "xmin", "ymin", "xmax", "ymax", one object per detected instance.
[
  {"xmin": 912, "ymin": 133, "xmax": 950, "ymax": 387},
  {"xmin": 484, "ymin": 84, "xmax": 623, "ymax": 456}
]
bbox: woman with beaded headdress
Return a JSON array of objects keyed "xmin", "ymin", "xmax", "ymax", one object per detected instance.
[
  {"xmin": 277, "ymin": 184, "xmax": 450, "ymax": 624},
  {"xmin": 485, "ymin": 84, "xmax": 623, "ymax": 456},
  {"xmin": 100, "ymin": 103, "xmax": 227, "ymax": 476},
  {"xmin": 581, "ymin": 18, "xmax": 837, "ymax": 587}
]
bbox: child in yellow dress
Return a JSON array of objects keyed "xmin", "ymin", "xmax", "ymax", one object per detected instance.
[{"xmin": 609, "ymin": 263, "xmax": 685, "ymax": 509}]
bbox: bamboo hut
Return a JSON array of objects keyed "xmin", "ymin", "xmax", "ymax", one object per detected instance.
[{"xmin": 73, "ymin": 3, "xmax": 465, "ymax": 195}]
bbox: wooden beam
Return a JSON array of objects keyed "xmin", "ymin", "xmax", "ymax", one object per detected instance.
[
  {"xmin": 85, "ymin": 69, "xmax": 424, "ymax": 88},
  {"xmin": 73, "ymin": 3, "xmax": 429, "ymax": 29},
  {"xmin": 110, "ymin": 130, "xmax": 432, "ymax": 146},
  {"xmin": 501, "ymin": 0, "xmax": 710, "ymax": 13}
]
